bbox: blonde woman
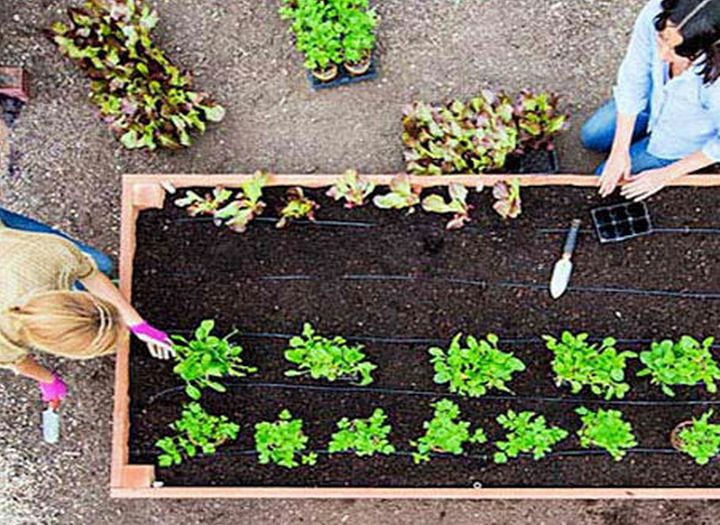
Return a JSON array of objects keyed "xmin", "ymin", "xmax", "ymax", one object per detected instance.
[{"xmin": 0, "ymin": 209, "xmax": 172, "ymax": 406}]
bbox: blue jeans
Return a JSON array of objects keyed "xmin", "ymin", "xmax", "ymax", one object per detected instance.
[
  {"xmin": 0, "ymin": 207, "xmax": 114, "ymax": 276},
  {"xmin": 581, "ymin": 99, "xmax": 677, "ymax": 174}
]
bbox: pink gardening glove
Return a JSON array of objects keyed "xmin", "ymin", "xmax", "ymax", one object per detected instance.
[
  {"xmin": 130, "ymin": 321, "xmax": 174, "ymax": 360},
  {"xmin": 39, "ymin": 374, "xmax": 68, "ymax": 404}
]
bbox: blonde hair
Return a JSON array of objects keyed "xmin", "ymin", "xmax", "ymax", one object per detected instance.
[{"xmin": 1, "ymin": 291, "xmax": 127, "ymax": 359}]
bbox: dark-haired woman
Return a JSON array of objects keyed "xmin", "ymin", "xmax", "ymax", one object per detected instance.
[{"xmin": 582, "ymin": 0, "xmax": 720, "ymax": 200}]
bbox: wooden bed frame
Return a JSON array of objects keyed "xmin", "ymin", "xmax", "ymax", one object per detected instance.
[{"xmin": 113, "ymin": 173, "xmax": 720, "ymax": 499}]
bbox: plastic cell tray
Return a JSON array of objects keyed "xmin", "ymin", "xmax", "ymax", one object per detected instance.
[
  {"xmin": 307, "ymin": 55, "xmax": 379, "ymax": 91},
  {"xmin": 591, "ymin": 201, "xmax": 653, "ymax": 243}
]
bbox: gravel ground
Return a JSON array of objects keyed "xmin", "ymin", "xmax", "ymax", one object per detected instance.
[{"xmin": 3, "ymin": 0, "xmax": 720, "ymax": 523}]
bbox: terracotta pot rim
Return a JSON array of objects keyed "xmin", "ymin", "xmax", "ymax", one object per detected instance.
[
  {"xmin": 344, "ymin": 55, "xmax": 372, "ymax": 76},
  {"xmin": 670, "ymin": 420, "xmax": 694, "ymax": 451}
]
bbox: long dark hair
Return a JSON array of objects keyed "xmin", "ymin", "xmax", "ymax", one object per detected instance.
[{"xmin": 655, "ymin": 0, "xmax": 720, "ymax": 84}]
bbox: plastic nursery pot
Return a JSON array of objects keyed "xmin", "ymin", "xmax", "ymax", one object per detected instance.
[
  {"xmin": 670, "ymin": 421, "xmax": 693, "ymax": 451},
  {"xmin": 311, "ymin": 63, "xmax": 339, "ymax": 83},
  {"xmin": 344, "ymin": 55, "xmax": 372, "ymax": 76}
]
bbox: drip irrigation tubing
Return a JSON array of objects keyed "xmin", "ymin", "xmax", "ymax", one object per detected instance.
[
  {"xmin": 143, "ymin": 380, "xmax": 720, "ymax": 408},
  {"xmin": 131, "ymin": 445, "xmax": 678, "ymax": 461}
]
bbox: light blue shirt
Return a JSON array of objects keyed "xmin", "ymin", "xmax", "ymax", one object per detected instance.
[{"xmin": 614, "ymin": 0, "xmax": 720, "ymax": 161}]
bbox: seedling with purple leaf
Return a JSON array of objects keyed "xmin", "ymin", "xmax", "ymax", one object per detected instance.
[
  {"xmin": 174, "ymin": 187, "xmax": 232, "ymax": 217},
  {"xmin": 277, "ymin": 187, "xmax": 319, "ymax": 229},
  {"xmin": 326, "ymin": 169, "xmax": 376, "ymax": 208},
  {"xmin": 214, "ymin": 171, "xmax": 268, "ymax": 233},
  {"xmin": 372, "ymin": 174, "xmax": 422, "ymax": 213},
  {"xmin": 421, "ymin": 183, "xmax": 473, "ymax": 230},
  {"xmin": 493, "ymin": 178, "xmax": 522, "ymax": 219}
]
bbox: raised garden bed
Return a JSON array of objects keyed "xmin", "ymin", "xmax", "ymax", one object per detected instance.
[{"xmin": 114, "ymin": 173, "xmax": 720, "ymax": 498}]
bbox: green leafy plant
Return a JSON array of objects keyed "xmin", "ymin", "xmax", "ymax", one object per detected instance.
[
  {"xmin": 675, "ymin": 410, "xmax": 720, "ymax": 465},
  {"xmin": 328, "ymin": 408, "xmax": 395, "ymax": 457},
  {"xmin": 326, "ymin": 169, "xmax": 376, "ymax": 208},
  {"xmin": 174, "ymin": 187, "xmax": 232, "ymax": 217},
  {"xmin": 279, "ymin": 0, "xmax": 377, "ymax": 73},
  {"xmin": 49, "ymin": 0, "xmax": 224, "ymax": 151},
  {"xmin": 254, "ymin": 409, "xmax": 317, "ymax": 468},
  {"xmin": 284, "ymin": 323, "xmax": 376, "ymax": 385},
  {"xmin": 372, "ymin": 174, "xmax": 422, "ymax": 212},
  {"xmin": 410, "ymin": 399, "xmax": 487, "ymax": 463},
  {"xmin": 429, "ymin": 333, "xmax": 526, "ymax": 397},
  {"xmin": 513, "ymin": 90, "xmax": 568, "ymax": 153},
  {"xmin": 638, "ymin": 336, "xmax": 720, "ymax": 397},
  {"xmin": 402, "ymin": 91, "xmax": 518, "ymax": 175},
  {"xmin": 214, "ymin": 171, "xmax": 268, "ymax": 232},
  {"xmin": 421, "ymin": 183, "xmax": 473, "ymax": 230},
  {"xmin": 492, "ymin": 179, "xmax": 522, "ymax": 219},
  {"xmin": 575, "ymin": 407, "xmax": 637, "ymax": 461},
  {"xmin": 494, "ymin": 410, "xmax": 568, "ymax": 463},
  {"xmin": 155, "ymin": 402, "xmax": 239, "ymax": 467},
  {"xmin": 276, "ymin": 187, "xmax": 319, "ymax": 229},
  {"xmin": 543, "ymin": 332, "xmax": 637, "ymax": 400},
  {"xmin": 171, "ymin": 320, "xmax": 257, "ymax": 400}
]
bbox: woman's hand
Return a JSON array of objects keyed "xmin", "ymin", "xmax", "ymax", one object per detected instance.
[
  {"xmin": 621, "ymin": 166, "xmax": 678, "ymax": 201},
  {"xmin": 39, "ymin": 373, "xmax": 68, "ymax": 405},
  {"xmin": 599, "ymin": 149, "xmax": 632, "ymax": 197},
  {"xmin": 130, "ymin": 322, "xmax": 175, "ymax": 360}
]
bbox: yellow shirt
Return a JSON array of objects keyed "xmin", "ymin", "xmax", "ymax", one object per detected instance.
[{"xmin": 0, "ymin": 223, "xmax": 97, "ymax": 367}]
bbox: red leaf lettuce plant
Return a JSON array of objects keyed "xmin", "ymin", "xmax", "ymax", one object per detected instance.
[
  {"xmin": 492, "ymin": 178, "xmax": 522, "ymax": 219},
  {"xmin": 421, "ymin": 183, "xmax": 473, "ymax": 230},
  {"xmin": 372, "ymin": 174, "xmax": 422, "ymax": 213},
  {"xmin": 326, "ymin": 169, "xmax": 375, "ymax": 208},
  {"xmin": 277, "ymin": 187, "xmax": 319, "ymax": 229}
]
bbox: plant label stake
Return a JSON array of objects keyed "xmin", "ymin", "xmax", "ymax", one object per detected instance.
[
  {"xmin": 42, "ymin": 401, "xmax": 60, "ymax": 444},
  {"xmin": 550, "ymin": 219, "xmax": 581, "ymax": 299}
]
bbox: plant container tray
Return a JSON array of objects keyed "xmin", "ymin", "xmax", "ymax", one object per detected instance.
[
  {"xmin": 307, "ymin": 55, "xmax": 378, "ymax": 91},
  {"xmin": 115, "ymin": 172, "xmax": 720, "ymax": 499},
  {"xmin": 592, "ymin": 201, "xmax": 653, "ymax": 243},
  {"xmin": 504, "ymin": 149, "xmax": 559, "ymax": 174},
  {"xmin": 0, "ymin": 67, "xmax": 30, "ymax": 103}
]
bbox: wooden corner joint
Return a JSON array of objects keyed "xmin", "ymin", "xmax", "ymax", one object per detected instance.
[
  {"xmin": 115, "ymin": 465, "xmax": 156, "ymax": 489},
  {"xmin": 131, "ymin": 183, "xmax": 166, "ymax": 211}
]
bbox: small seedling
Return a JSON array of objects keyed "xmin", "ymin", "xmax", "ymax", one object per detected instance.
[
  {"xmin": 429, "ymin": 333, "xmax": 526, "ymax": 397},
  {"xmin": 543, "ymin": 332, "xmax": 636, "ymax": 400},
  {"xmin": 254, "ymin": 409, "xmax": 317, "ymax": 468},
  {"xmin": 494, "ymin": 410, "xmax": 568, "ymax": 463},
  {"xmin": 214, "ymin": 171, "xmax": 268, "ymax": 232},
  {"xmin": 410, "ymin": 399, "xmax": 487, "ymax": 463},
  {"xmin": 675, "ymin": 410, "xmax": 720, "ymax": 465},
  {"xmin": 638, "ymin": 336, "xmax": 720, "ymax": 397},
  {"xmin": 155, "ymin": 402, "xmax": 239, "ymax": 467},
  {"xmin": 284, "ymin": 323, "xmax": 376, "ymax": 385},
  {"xmin": 276, "ymin": 187, "xmax": 319, "ymax": 228},
  {"xmin": 171, "ymin": 320, "xmax": 257, "ymax": 400},
  {"xmin": 575, "ymin": 407, "xmax": 637, "ymax": 461},
  {"xmin": 421, "ymin": 183, "xmax": 473, "ymax": 230},
  {"xmin": 174, "ymin": 187, "xmax": 233, "ymax": 217},
  {"xmin": 372, "ymin": 174, "xmax": 422, "ymax": 212},
  {"xmin": 326, "ymin": 169, "xmax": 375, "ymax": 208},
  {"xmin": 492, "ymin": 178, "xmax": 522, "ymax": 219},
  {"xmin": 328, "ymin": 408, "xmax": 396, "ymax": 457}
]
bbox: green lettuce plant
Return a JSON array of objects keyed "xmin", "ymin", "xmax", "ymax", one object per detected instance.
[
  {"xmin": 214, "ymin": 172, "xmax": 268, "ymax": 232},
  {"xmin": 326, "ymin": 169, "xmax": 375, "ymax": 208},
  {"xmin": 410, "ymin": 399, "xmax": 487, "ymax": 464},
  {"xmin": 174, "ymin": 187, "xmax": 232, "ymax": 217},
  {"xmin": 513, "ymin": 90, "xmax": 568, "ymax": 153},
  {"xmin": 254, "ymin": 409, "xmax": 317, "ymax": 468},
  {"xmin": 49, "ymin": 0, "xmax": 224, "ymax": 151},
  {"xmin": 429, "ymin": 333, "xmax": 526, "ymax": 397},
  {"xmin": 575, "ymin": 407, "xmax": 637, "ymax": 461},
  {"xmin": 543, "ymin": 332, "xmax": 636, "ymax": 400},
  {"xmin": 675, "ymin": 410, "xmax": 720, "ymax": 465},
  {"xmin": 284, "ymin": 323, "xmax": 376, "ymax": 385},
  {"xmin": 421, "ymin": 183, "xmax": 473, "ymax": 230},
  {"xmin": 276, "ymin": 187, "xmax": 319, "ymax": 228},
  {"xmin": 638, "ymin": 336, "xmax": 720, "ymax": 397},
  {"xmin": 402, "ymin": 91, "xmax": 518, "ymax": 175},
  {"xmin": 328, "ymin": 408, "xmax": 395, "ymax": 457},
  {"xmin": 372, "ymin": 174, "xmax": 422, "ymax": 212},
  {"xmin": 171, "ymin": 320, "xmax": 257, "ymax": 400},
  {"xmin": 155, "ymin": 402, "xmax": 239, "ymax": 467},
  {"xmin": 492, "ymin": 179, "xmax": 522, "ymax": 219},
  {"xmin": 494, "ymin": 410, "xmax": 568, "ymax": 463}
]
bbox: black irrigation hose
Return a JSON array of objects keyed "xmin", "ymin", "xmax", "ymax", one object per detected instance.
[{"xmin": 143, "ymin": 380, "xmax": 720, "ymax": 408}]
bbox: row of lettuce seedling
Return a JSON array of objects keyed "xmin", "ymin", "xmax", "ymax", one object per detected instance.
[{"xmin": 153, "ymin": 321, "xmax": 720, "ymax": 468}]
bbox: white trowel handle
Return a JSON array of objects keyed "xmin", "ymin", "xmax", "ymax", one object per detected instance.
[{"xmin": 563, "ymin": 219, "xmax": 582, "ymax": 258}]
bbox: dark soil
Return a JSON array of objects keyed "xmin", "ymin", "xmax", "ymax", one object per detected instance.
[{"xmin": 129, "ymin": 185, "xmax": 720, "ymax": 488}]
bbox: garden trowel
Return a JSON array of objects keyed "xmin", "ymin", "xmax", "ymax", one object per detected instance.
[
  {"xmin": 550, "ymin": 219, "xmax": 581, "ymax": 299},
  {"xmin": 42, "ymin": 400, "xmax": 60, "ymax": 444}
]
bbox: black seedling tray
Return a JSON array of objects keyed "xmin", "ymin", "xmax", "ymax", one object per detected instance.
[
  {"xmin": 591, "ymin": 201, "xmax": 653, "ymax": 243},
  {"xmin": 307, "ymin": 55, "xmax": 379, "ymax": 91},
  {"xmin": 0, "ymin": 94, "xmax": 24, "ymax": 128},
  {"xmin": 504, "ymin": 149, "xmax": 559, "ymax": 174}
]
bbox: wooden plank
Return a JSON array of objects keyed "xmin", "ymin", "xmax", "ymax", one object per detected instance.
[{"xmin": 113, "ymin": 173, "xmax": 720, "ymax": 498}]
